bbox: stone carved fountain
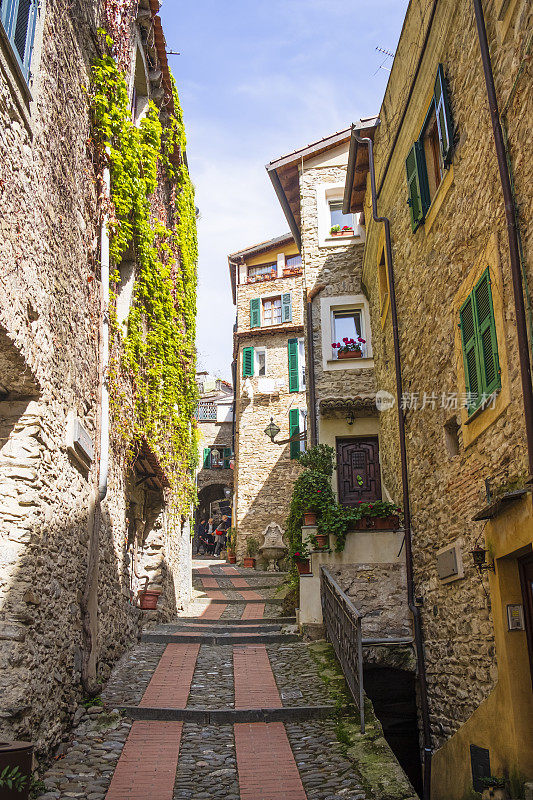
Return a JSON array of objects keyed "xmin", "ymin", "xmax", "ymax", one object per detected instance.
[{"xmin": 259, "ymin": 522, "xmax": 287, "ymax": 571}]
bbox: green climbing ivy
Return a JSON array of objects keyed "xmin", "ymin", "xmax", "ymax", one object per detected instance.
[{"xmin": 89, "ymin": 33, "xmax": 199, "ymax": 511}]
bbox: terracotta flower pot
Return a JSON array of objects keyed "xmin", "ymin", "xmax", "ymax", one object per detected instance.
[
  {"xmin": 0, "ymin": 741, "xmax": 33, "ymax": 800},
  {"xmin": 296, "ymin": 558, "xmax": 311, "ymax": 575},
  {"xmin": 303, "ymin": 511, "xmax": 317, "ymax": 526},
  {"xmin": 337, "ymin": 350, "xmax": 362, "ymax": 359},
  {"xmin": 315, "ymin": 533, "xmax": 328, "ymax": 548},
  {"xmin": 243, "ymin": 557, "xmax": 256, "ymax": 568},
  {"xmin": 365, "ymin": 515, "xmax": 400, "ymax": 530},
  {"xmin": 138, "ymin": 589, "xmax": 161, "ymax": 610},
  {"xmin": 227, "ymin": 551, "xmax": 237, "ymax": 564}
]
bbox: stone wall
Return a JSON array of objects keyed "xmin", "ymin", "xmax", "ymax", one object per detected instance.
[
  {"xmin": 0, "ymin": 0, "xmax": 192, "ymax": 755},
  {"xmin": 236, "ymin": 274, "xmax": 305, "ymax": 334},
  {"xmin": 360, "ymin": 0, "xmax": 532, "ymax": 755},
  {"xmin": 299, "ymin": 162, "xmax": 376, "ymax": 440}
]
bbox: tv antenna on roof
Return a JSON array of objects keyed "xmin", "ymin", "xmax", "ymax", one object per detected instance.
[{"xmin": 373, "ymin": 46, "xmax": 395, "ymax": 76}]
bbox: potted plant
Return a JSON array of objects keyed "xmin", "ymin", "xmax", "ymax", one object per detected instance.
[
  {"xmin": 352, "ymin": 501, "xmax": 401, "ymax": 530},
  {"xmin": 480, "ymin": 776, "xmax": 508, "ymax": 800},
  {"xmin": 138, "ymin": 586, "xmax": 162, "ymax": 610},
  {"xmin": 341, "ymin": 224, "xmax": 354, "ymax": 235},
  {"xmin": 226, "ymin": 527, "xmax": 237, "ymax": 564},
  {"xmin": 332, "ymin": 337, "xmax": 366, "ymax": 359},
  {"xmin": 0, "ymin": 741, "xmax": 33, "ymax": 800},
  {"xmin": 330, "ymin": 224, "xmax": 341, "ymax": 236},
  {"xmin": 295, "ymin": 469, "xmax": 332, "ymax": 527},
  {"xmin": 293, "ymin": 546, "xmax": 311, "ymax": 575},
  {"xmin": 315, "ymin": 532, "xmax": 329, "ymax": 549},
  {"xmin": 243, "ymin": 536, "xmax": 259, "ymax": 568}
]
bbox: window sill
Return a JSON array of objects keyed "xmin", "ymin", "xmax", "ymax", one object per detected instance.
[
  {"xmin": 325, "ymin": 356, "xmax": 374, "ymax": 371},
  {"xmin": 463, "ymin": 390, "xmax": 500, "ymax": 425},
  {"xmin": 321, "ymin": 234, "xmax": 361, "ymax": 248},
  {"xmin": 423, "ymin": 164, "xmax": 454, "ymax": 234}
]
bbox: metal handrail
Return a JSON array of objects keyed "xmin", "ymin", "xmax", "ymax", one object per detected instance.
[{"xmin": 320, "ymin": 566, "xmax": 365, "ymax": 733}]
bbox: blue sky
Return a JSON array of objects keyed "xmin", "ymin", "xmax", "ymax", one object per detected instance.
[{"xmin": 160, "ymin": 0, "xmax": 409, "ymax": 380}]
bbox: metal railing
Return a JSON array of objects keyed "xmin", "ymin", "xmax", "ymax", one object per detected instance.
[
  {"xmin": 196, "ymin": 403, "xmax": 217, "ymax": 421},
  {"xmin": 320, "ymin": 566, "xmax": 365, "ymax": 733}
]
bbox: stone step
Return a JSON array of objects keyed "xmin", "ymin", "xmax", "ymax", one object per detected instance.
[
  {"xmin": 193, "ymin": 582, "xmax": 285, "ymax": 590},
  {"xmin": 141, "ymin": 631, "xmax": 299, "ymax": 645},
  {"xmin": 175, "ymin": 616, "xmax": 297, "ymax": 626},
  {"xmin": 193, "ymin": 596, "xmax": 284, "ymax": 604},
  {"xmin": 192, "ymin": 569, "xmax": 288, "ymax": 578},
  {"xmin": 118, "ymin": 704, "xmax": 335, "ymax": 724},
  {"xmin": 160, "ymin": 623, "xmax": 286, "ymax": 634}
]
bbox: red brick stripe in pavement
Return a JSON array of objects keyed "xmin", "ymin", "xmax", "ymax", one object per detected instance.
[
  {"xmin": 220, "ymin": 565, "xmax": 239, "ymax": 573},
  {"xmin": 234, "ymin": 722, "xmax": 307, "ymax": 800},
  {"xmin": 239, "ymin": 589, "xmax": 263, "ymax": 600},
  {"xmin": 241, "ymin": 603, "xmax": 265, "ymax": 619},
  {"xmin": 195, "ymin": 566, "xmax": 214, "ymax": 574},
  {"xmin": 200, "ymin": 577, "xmax": 219, "ymax": 588},
  {"xmin": 200, "ymin": 602, "xmax": 227, "ymax": 619},
  {"xmin": 105, "ymin": 721, "xmax": 182, "ymax": 800},
  {"xmin": 203, "ymin": 589, "xmax": 226, "ymax": 599},
  {"xmin": 233, "ymin": 644, "xmax": 281, "ymax": 708},
  {"xmin": 140, "ymin": 643, "xmax": 199, "ymax": 708},
  {"xmin": 230, "ymin": 577, "xmax": 250, "ymax": 588}
]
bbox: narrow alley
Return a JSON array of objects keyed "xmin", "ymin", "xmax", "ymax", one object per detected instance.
[{"xmin": 35, "ymin": 559, "xmax": 416, "ymax": 800}]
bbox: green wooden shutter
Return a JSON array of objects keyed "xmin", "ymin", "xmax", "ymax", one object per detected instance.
[
  {"xmin": 288, "ymin": 338, "xmax": 299, "ymax": 393},
  {"xmin": 223, "ymin": 447, "xmax": 232, "ymax": 469},
  {"xmin": 242, "ymin": 346, "xmax": 254, "ymax": 377},
  {"xmin": 282, "ymin": 292, "xmax": 292, "ymax": 323},
  {"xmin": 203, "ymin": 448, "xmax": 211, "ymax": 469},
  {"xmin": 459, "ymin": 294, "xmax": 482, "ymax": 413},
  {"xmin": 474, "ymin": 269, "xmax": 500, "ymax": 396},
  {"xmin": 250, "ymin": 298, "xmax": 261, "ymax": 328},
  {"xmin": 289, "ymin": 408, "xmax": 300, "ymax": 460},
  {"xmin": 405, "ymin": 141, "xmax": 429, "ymax": 232},
  {"xmin": 434, "ymin": 64, "xmax": 454, "ymax": 166}
]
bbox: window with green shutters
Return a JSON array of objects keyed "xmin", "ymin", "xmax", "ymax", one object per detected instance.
[
  {"xmin": 288, "ymin": 338, "xmax": 299, "ymax": 393},
  {"xmin": 289, "ymin": 408, "xmax": 301, "ymax": 460},
  {"xmin": 282, "ymin": 292, "xmax": 292, "ymax": 323},
  {"xmin": 459, "ymin": 268, "xmax": 500, "ymax": 415},
  {"xmin": 405, "ymin": 63, "xmax": 454, "ymax": 232},
  {"xmin": 242, "ymin": 346, "xmax": 254, "ymax": 377},
  {"xmin": 250, "ymin": 298, "xmax": 261, "ymax": 328},
  {"xmin": 223, "ymin": 448, "xmax": 233, "ymax": 469},
  {"xmin": 203, "ymin": 448, "xmax": 211, "ymax": 469},
  {"xmin": 1, "ymin": 0, "xmax": 38, "ymax": 81}
]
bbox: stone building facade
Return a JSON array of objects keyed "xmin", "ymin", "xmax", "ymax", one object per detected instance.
[
  {"xmin": 343, "ymin": 0, "xmax": 533, "ymax": 795},
  {"xmin": 230, "ymin": 235, "xmax": 306, "ymax": 560},
  {"xmin": 195, "ymin": 372, "xmax": 234, "ymax": 527},
  {"xmin": 267, "ymin": 132, "xmax": 380, "ymax": 504},
  {"xmin": 0, "ymin": 0, "xmax": 196, "ymax": 756}
]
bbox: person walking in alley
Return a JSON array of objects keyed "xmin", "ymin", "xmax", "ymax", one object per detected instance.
[{"xmin": 214, "ymin": 514, "xmax": 230, "ymax": 557}]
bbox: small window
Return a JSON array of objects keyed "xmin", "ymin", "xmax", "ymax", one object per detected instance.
[
  {"xmin": 459, "ymin": 268, "xmax": 500, "ymax": 415},
  {"xmin": 263, "ymin": 297, "xmax": 282, "ymax": 326},
  {"xmin": 405, "ymin": 64, "xmax": 454, "ymax": 232},
  {"xmin": 1, "ymin": 0, "xmax": 38, "ymax": 81},
  {"xmin": 255, "ymin": 349, "xmax": 266, "ymax": 377},
  {"xmin": 329, "ymin": 201, "xmax": 355, "ymax": 234},
  {"xmin": 248, "ymin": 263, "xmax": 277, "ymax": 282},
  {"xmin": 286, "ymin": 255, "xmax": 302, "ymax": 268},
  {"xmin": 422, "ymin": 103, "xmax": 444, "ymax": 202},
  {"xmin": 333, "ymin": 310, "xmax": 362, "ymax": 343}
]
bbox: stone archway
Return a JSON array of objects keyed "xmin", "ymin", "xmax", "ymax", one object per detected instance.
[{"xmin": 194, "ymin": 482, "xmax": 232, "ymax": 553}]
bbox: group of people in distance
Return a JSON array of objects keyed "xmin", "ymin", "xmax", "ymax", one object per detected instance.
[{"xmin": 196, "ymin": 514, "xmax": 230, "ymax": 558}]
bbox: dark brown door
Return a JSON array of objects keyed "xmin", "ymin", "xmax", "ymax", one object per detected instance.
[
  {"xmin": 336, "ymin": 437, "xmax": 381, "ymax": 505},
  {"xmin": 519, "ymin": 553, "xmax": 533, "ymax": 687}
]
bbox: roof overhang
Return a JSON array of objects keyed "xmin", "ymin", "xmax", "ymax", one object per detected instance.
[
  {"xmin": 319, "ymin": 396, "xmax": 378, "ymax": 419},
  {"xmin": 134, "ymin": 437, "xmax": 171, "ymax": 491},
  {"xmin": 266, "ymin": 128, "xmax": 352, "ymax": 253},
  {"xmin": 343, "ymin": 118, "xmax": 380, "ymax": 215},
  {"xmin": 228, "ymin": 233, "xmax": 294, "ymax": 304}
]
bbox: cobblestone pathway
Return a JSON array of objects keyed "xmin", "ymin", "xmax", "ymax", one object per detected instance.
[{"xmin": 36, "ymin": 558, "xmax": 417, "ymax": 800}]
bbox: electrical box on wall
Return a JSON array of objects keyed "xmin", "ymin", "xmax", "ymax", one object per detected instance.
[
  {"xmin": 436, "ymin": 540, "xmax": 464, "ymax": 583},
  {"xmin": 66, "ymin": 412, "xmax": 94, "ymax": 470}
]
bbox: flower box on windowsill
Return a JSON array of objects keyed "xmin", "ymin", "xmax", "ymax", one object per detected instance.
[
  {"xmin": 337, "ymin": 350, "xmax": 363, "ymax": 360},
  {"xmin": 331, "ymin": 230, "xmax": 354, "ymax": 237}
]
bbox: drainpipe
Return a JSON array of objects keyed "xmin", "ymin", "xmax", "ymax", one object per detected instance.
[
  {"xmin": 472, "ymin": 0, "xmax": 533, "ymax": 480},
  {"xmin": 354, "ymin": 130, "xmax": 433, "ymax": 800},
  {"xmin": 80, "ymin": 156, "xmax": 111, "ymax": 694},
  {"xmin": 306, "ymin": 284, "xmax": 325, "ymax": 447}
]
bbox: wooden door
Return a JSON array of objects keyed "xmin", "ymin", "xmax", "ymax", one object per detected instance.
[
  {"xmin": 519, "ymin": 553, "xmax": 533, "ymax": 687},
  {"xmin": 336, "ymin": 437, "xmax": 381, "ymax": 506}
]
